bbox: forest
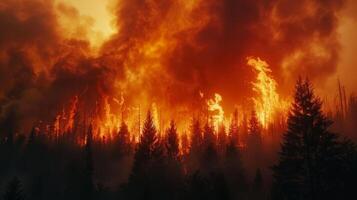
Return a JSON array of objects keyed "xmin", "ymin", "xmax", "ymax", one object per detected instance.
[{"xmin": 0, "ymin": 78, "xmax": 356, "ymax": 200}]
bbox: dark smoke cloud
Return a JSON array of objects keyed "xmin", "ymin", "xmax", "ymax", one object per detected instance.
[
  {"xmin": 0, "ymin": 0, "xmax": 115, "ymax": 135},
  {"xmin": 0, "ymin": 0, "xmax": 347, "ymax": 134}
]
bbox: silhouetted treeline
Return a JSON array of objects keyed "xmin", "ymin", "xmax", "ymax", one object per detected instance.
[{"xmin": 0, "ymin": 78, "xmax": 357, "ymax": 200}]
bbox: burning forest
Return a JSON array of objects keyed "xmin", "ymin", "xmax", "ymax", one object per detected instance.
[{"xmin": 0, "ymin": 0, "xmax": 357, "ymax": 200}]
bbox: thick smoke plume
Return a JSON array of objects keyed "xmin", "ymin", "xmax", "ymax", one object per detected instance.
[{"xmin": 0, "ymin": 0, "xmax": 346, "ymax": 134}]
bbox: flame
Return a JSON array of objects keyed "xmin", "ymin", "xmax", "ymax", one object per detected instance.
[
  {"xmin": 49, "ymin": 56, "xmax": 290, "ymax": 143},
  {"xmin": 247, "ymin": 57, "xmax": 289, "ymax": 128},
  {"xmin": 207, "ymin": 93, "xmax": 225, "ymax": 130},
  {"xmin": 65, "ymin": 95, "xmax": 79, "ymax": 132},
  {"xmin": 152, "ymin": 103, "xmax": 160, "ymax": 132}
]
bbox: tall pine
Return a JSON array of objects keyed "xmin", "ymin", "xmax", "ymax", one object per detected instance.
[
  {"xmin": 247, "ymin": 110, "xmax": 262, "ymax": 168},
  {"xmin": 82, "ymin": 124, "xmax": 94, "ymax": 200},
  {"xmin": 166, "ymin": 120, "xmax": 180, "ymax": 160},
  {"xmin": 126, "ymin": 110, "xmax": 160, "ymax": 199},
  {"xmin": 272, "ymin": 78, "xmax": 347, "ymax": 200},
  {"xmin": 3, "ymin": 177, "xmax": 25, "ymax": 200}
]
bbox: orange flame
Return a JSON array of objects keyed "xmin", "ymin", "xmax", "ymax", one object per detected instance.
[
  {"xmin": 207, "ymin": 93, "xmax": 225, "ymax": 130},
  {"xmin": 247, "ymin": 57, "xmax": 289, "ymax": 128}
]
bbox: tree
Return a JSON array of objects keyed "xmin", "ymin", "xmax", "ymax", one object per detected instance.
[
  {"xmin": 3, "ymin": 177, "xmax": 25, "ymax": 200},
  {"xmin": 125, "ymin": 110, "xmax": 160, "ymax": 199},
  {"xmin": 203, "ymin": 122, "xmax": 216, "ymax": 148},
  {"xmin": 188, "ymin": 119, "xmax": 203, "ymax": 172},
  {"xmin": 224, "ymin": 139, "xmax": 247, "ymax": 199},
  {"xmin": 190, "ymin": 119, "xmax": 203, "ymax": 155},
  {"xmin": 247, "ymin": 110, "xmax": 262, "ymax": 168},
  {"xmin": 82, "ymin": 124, "xmax": 94, "ymax": 200},
  {"xmin": 117, "ymin": 121, "xmax": 131, "ymax": 155},
  {"xmin": 164, "ymin": 120, "xmax": 185, "ymax": 198},
  {"xmin": 166, "ymin": 120, "xmax": 180, "ymax": 160},
  {"xmin": 272, "ymin": 78, "xmax": 351, "ymax": 200},
  {"xmin": 201, "ymin": 122, "xmax": 218, "ymax": 173},
  {"xmin": 228, "ymin": 108, "xmax": 239, "ymax": 146},
  {"xmin": 217, "ymin": 124, "xmax": 227, "ymax": 155},
  {"xmin": 248, "ymin": 110, "xmax": 262, "ymax": 148}
]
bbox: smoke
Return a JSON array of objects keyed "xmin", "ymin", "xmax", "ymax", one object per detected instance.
[
  {"xmin": 0, "ymin": 0, "xmax": 347, "ymax": 134},
  {"xmin": 102, "ymin": 0, "xmax": 345, "ymax": 106}
]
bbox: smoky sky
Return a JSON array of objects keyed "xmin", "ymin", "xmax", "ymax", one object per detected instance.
[{"xmin": 0, "ymin": 0, "xmax": 346, "ymax": 134}]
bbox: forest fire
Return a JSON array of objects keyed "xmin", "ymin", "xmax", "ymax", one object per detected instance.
[
  {"xmin": 50, "ymin": 56, "xmax": 290, "ymax": 143},
  {"xmin": 0, "ymin": 0, "xmax": 357, "ymax": 200}
]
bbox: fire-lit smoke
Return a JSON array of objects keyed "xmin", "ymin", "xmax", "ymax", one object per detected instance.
[{"xmin": 0, "ymin": 0, "xmax": 349, "ymax": 137}]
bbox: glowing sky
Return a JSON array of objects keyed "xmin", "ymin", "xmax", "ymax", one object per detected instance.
[{"xmin": 58, "ymin": 0, "xmax": 116, "ymax": 45}]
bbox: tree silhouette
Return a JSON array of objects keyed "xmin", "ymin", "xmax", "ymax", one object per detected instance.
[
  {"xmin": 247, "ymin": 110, "xmax": 262, "ymax": 168},
  {"xmin": 217, "ymin": 124, "xmax": 227, "ymax": 155},
  {"xmin": 117, "ymin": 121, "xmax": 131, "ymax": 155},
  {"xmin": 190, "ymin": 119, "xmax": 203, "ymax": 155},
  {"xmin": 188, "ymin": 119, "xmax": 203, "ymax": 172},
  {"xmin": 224, "ymin": 139, "xmax": 246, "ymax": 199},
  {"xmin": 166, "ymin": 120, "xmax": 180, "ymax": 160},
  {"xmin": 201, "ymin": 123, "xmax": 218, "ymax": 173},
  {"xmin": 228, "ymin": 108, "xmax": 239, "ymax": 146},
  {"xmin": 164, "ymin": 120, "xmax": 184, "ymax": 199},
  {"xmin": 3, "ymin": 177, "xmax": 25, "ymax": 200},
  {"xmin": 203, "ymin": 122, "xmax": 216, "ymax": 148},
  {"xmin": 125, "ymin": 110, "xmax": 159, "ymax": 199},
  {"xmin": 83, "ymin": 124, "xmax": 94, "ymax": 200},
  {"xmin": 272, "ymin": 78, "xmax": 350, "ymax": 200}
]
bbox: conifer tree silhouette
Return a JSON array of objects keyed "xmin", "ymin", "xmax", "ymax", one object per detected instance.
[
  {"xmin": 272, "ymin": 77, "xmax": 351, "ymax": 200},
  {"xmin": 3, "ymin": 177, "xmax": 25, "ymax": 200}
]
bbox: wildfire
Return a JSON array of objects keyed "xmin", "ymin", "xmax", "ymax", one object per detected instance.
[
  {"xmin": 49, "ymin": 56, "xmax": 290, "ymax": 142},
  {"xmin": 248, "ymin": 57, "xmax": 289, "ymax": 128}
]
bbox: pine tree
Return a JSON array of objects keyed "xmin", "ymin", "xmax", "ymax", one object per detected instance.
[
  {"xmin": 203, "ymin": 122, "xmax": 216, "ymax": 148},
  {"xmin": 181, "ymin": 132, "xmax": 189, "ymax": 155},
  {"xmin": 272, "ymin": 78, "xmax": 347, "ymax": 200},
  {"xmin": 217, "ymin": 124, "xmax": 227, "ymax": 155},
  {"xmin": 188, "ymin": 119, "xmax": 203, "ymax": 172},
  {"xmin": 83, "ymin": 124, "xmax": 94, "ymax": 200},
  {"xmin": 164, "ymin": 120, "xmax": 185, "ymax": 198},
  {"xmin": 224, "ymin": 139, "xmax": 246, "ymax": 199},
  {"xmin": 3, "ymin": 177, "xmax": 25, "ymax": 200},
  {"xmin": 248, "ymin": 110, "xmax": 262, "ymax": 147},
  {"xmin": 190, "ymin": 119, "xmax": 203, "ymax": 155},
  {"xmin": 247, "ymin": 110, "xmax": 262, "ymax": 168},
  {"xmin": 126, "ymin": 110, "xmax": 159, "ymax": 199},
  {"xmin": 228, "ymin": 108, "xmax": 239, "ymax": 146},
  {"xmin": 202, "ymin": 122, "xmax": 218, "ymax": 173},
  {"xmin": 166, "ymin": 120, "xmax": 180, "ymax": 160},
  {"xmin": 117, "ymin": 121, "xmax": 130, "ymax": 155}
]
